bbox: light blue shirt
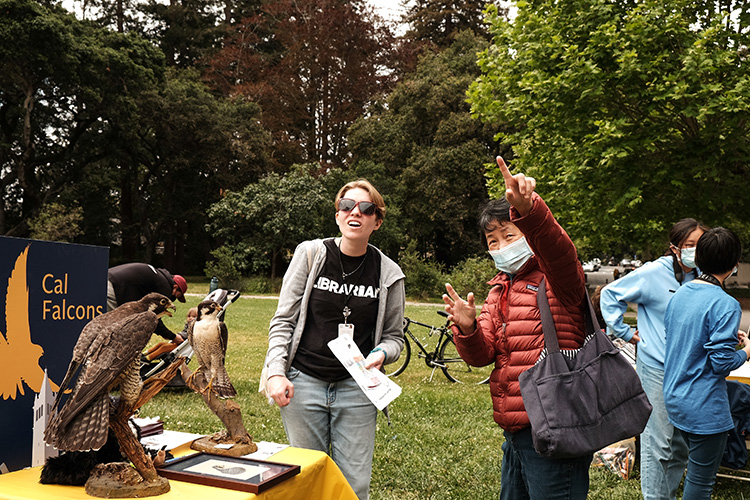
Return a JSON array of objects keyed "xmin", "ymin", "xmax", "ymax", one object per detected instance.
[
  {"xmin": 663, "ymin": 281, "xmax": 744, "ymax": 434},
  {"xmin": 599, "ymin": 256, "xmax": 696, "ymax": 370}
]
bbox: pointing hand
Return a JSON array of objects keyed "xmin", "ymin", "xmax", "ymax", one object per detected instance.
[{"xmin": 497, "ymin": 156, "xmax": 535, "ymax": 216}]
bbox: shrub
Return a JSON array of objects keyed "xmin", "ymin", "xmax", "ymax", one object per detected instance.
[
  {"xmin": 243, "ymin": 275, "xmax": 283, "ymax": 294},
  {"xmin": 204, "ymin": 246, "xmax": 245, "ymax": 289},
  {"xmin": 399, "ymin": 246, "xmax": 447, "ymax": 301},
  {"xmin": 445, "ymin": 256, "xmax": 496, "ymax": 302}
]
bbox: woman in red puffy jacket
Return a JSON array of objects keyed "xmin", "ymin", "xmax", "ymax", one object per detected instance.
[{"xmin": 443, "ymin": 156, "xmax": 590, "ymax": 500}]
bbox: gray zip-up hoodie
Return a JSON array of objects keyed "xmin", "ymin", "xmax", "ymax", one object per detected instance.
[{"xmin": 264, "ymin": 238, "xmax": 405, "ymax": 379}]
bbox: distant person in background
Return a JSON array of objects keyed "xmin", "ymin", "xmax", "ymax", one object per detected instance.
[
  {"xmin": 663, "ymin": 227, "xmax": 748, "ymax": 500},
  {"xmin": 107, "ymin": 263, "xmax": 188, "ymax": 345},
  {"xmin": 599, "ymin": 218, "xmax": 708, "ymax": 500}
]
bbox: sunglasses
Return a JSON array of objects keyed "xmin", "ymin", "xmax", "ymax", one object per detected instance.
[{"xmin": 338, "ymin": 198, "xmax": 378, "ymax": 216}]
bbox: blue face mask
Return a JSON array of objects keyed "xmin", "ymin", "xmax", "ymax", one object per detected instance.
[
  {"xmin": 488, "ymin": 237, "xmax": 534, "ymax": 275},
  {"xmin": 680, "ymin": 246, "xmax": 697, "ymax": 269}
]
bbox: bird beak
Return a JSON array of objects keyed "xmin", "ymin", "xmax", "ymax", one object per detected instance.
[
  {"xmin": 216, "ymin": 304, "xmax": 223, "ymax": 312},
  {"xmin": 164, "ymin": 303, "xmax": 176, "ymax": 317}
]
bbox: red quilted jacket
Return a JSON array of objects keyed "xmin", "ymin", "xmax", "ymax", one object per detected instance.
[{"xmin": 453, "ymin": 194, "xmax": 586, "ymax": 433}]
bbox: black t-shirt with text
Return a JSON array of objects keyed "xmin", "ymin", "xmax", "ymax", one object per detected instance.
[{"xmin": 292, "ymin": 239, "xmax": 381, "ymax": 382}]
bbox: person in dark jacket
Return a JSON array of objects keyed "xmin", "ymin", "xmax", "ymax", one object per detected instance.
[
  {"xmin": 107, "ymin": 263, "xmax": 188, "ymax": 344},
  {"xmin": 443, "ymin": 156, "xmax": 590, "ymax": 500}
]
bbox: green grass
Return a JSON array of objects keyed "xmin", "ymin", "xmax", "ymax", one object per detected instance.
[{"xmin": 142, "ymin": 297, "xmax": 750, "ymax": 500}]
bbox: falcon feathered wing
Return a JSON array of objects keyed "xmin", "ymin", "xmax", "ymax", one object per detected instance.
[
  {"xmin": 45, "ymin": 311, "xmax": 158, "ymax": 451},
  {"xmin": 51, "ymin": 301, "xmax": 147, "ymax": 412}
]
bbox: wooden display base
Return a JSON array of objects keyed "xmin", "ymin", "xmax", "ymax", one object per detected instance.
[
  {"xmin": 84, "ymin": 463, "xmax": 170, "ymax": 498},
  {"xmin": 191, "ymin": 431, "xmax": 259, "ymax": 457}
]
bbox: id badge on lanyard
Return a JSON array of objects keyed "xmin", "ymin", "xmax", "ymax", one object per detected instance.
[{"xmin": 338, "ymin": 305, "xmax": 354, "ymax": 339}]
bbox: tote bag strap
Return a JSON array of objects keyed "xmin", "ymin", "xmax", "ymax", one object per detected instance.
[
  {"xmin": 536, "ymin": 278, "xmax": 561, "ymax": 353},
  {"xmin": 536, "ymin": 277, "xmax": 603, "ymax": 354}
]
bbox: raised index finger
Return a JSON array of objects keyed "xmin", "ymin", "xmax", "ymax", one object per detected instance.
[{"xmin": 497, "ymin": 156, "xmax": 513, "ymax": 183}]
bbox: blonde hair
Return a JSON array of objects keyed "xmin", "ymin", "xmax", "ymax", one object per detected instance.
[{"xmin": 334, "ymin": 179, "xmax": 386, "ymax": 220}]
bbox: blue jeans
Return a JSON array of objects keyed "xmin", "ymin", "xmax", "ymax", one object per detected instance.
[
  {"xmin": 499, "ymin": 427, "xmax": 592, "ymax": 500},
  {"xmin": 637, "ymin": 358, "xmax": 689, "ymax": 500},
  {"xmin": 279, "ymin": 367, "xmax": 378, "ymax": 500},
  {"xmin": 678, "ymin": 429, "xmax": 728, "ymax": 500}
]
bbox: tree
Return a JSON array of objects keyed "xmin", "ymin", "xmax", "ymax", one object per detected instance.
[
  {"xmin": 139, "ymin": 0, "xmax": 225, "ymax": 68},
  {"xmin": 27, "ymin": 202, "xmax": 84, "ymax": 242},
  {"xmin": 0, "ymin": 1, "xmax": 271, "ymax": 273},
  {"xmin": 468, "ymin": 0, "xmax": 750, "ymax": 259},
  {"xmin": 102, "ymin": 67, "xmax": 271, "ymax": 269},
  {"xmin": 205, "ymin": 0, "xmax": 397, "ymax": 169},
  {"xmin": 0, "ymin": 0, "xmax": 165, "ymax": 237},
  {"xmin": 349, "ymin": 30, "xmax": 498, "ymax": 266},
  {"xmin": 404, "ymin": 0, "xmax": 502, "ymax": 48},
  {"xmin": 206, "ymin": 166, "xmax": 335, "ymax": 278}
]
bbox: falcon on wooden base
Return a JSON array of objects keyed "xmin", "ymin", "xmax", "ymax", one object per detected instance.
[
  {"xmin": 45, "ymin": 294, "xmax": 175, "ymax": 452},
  {"xmin": 186, "ymin": 300, "xmax": 236, "ymax": 399}
]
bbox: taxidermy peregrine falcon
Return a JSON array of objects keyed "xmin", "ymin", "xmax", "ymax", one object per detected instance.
[
  {"xmin": 44, "ymin": 294, "xmax": 175, "ymax": 451},
  {"xmin": 187, "ymin": 300, "xmax": 237, "ymax": 399}
]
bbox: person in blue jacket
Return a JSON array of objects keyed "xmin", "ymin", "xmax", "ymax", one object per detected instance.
[
  {"xmin": 599, "ymin": 218, "xmax": 707, "ymax": 500},
  {"xmin": 663, "ymin": 227, "xmax": 749, "ymax": 500}
]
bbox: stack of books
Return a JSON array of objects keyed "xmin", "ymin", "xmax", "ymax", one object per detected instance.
[{"xmin": 130, "ymin": 417, "xmax": 164, "ymax": 437}]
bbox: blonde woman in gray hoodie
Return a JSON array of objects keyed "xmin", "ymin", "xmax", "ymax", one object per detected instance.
[{"xmin": 262, "ymin": 179, "xmax": 405, "ymax": 500}]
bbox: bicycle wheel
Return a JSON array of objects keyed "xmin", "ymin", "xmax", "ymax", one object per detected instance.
[
  {"xmin": 384, "ymin": 337, "xmax": 411, "ymax": 377},
  {"xmin": 438, "ymin": 335, "xmax": 492, "ymax": 384}
]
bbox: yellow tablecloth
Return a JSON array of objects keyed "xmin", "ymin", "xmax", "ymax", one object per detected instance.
[{"xmin": 0, "ymin": 447, "xmax": 357, "ymax": 500}]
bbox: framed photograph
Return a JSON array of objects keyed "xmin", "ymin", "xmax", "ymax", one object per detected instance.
[{"xmin": 156, "ymin": 452, "xmax": 301, "ymax": 493}]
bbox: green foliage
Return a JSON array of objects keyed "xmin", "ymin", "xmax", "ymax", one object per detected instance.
[
  {"xmin": 203, "ymin": 246, "xmax": 244, "ymax": 289},
  {"xmin": 404, "ymin": 0, "xmax": 501, "ymax": 48},
  {"xmin": 349, "ymin": 30, "xmax": 497, "ymax": 267},
  {"xmin": 468, "ymin": 0, "xmax": 750, "ymax": 260},
  {"xmin": 399, "ymin": 243, "xmax": 447, "ymax": 301},
  {"xmin": 207, "ymin": 166, "xmax": 336, "ymax": 278},
  {"xmin": 0, "ymin": 0, "xmax": 165, "ymax": 238},
  {"xmin": 444, "ymin": 255, "xmax": 496, "ymax": 302},
  {"xmin": 241, "ymin": 275, "xmax": 283, "ymax": 295},
  {"xmin": 139, "ymin": 0, "xmax": 224, "ymax": 68},
  {"xmin": 27, "ymin": 202, "xmax": 84, "ymax": 243},
  {"xmin": 103, "ymin": 66, "xmax": 270, "ymax": 266}
]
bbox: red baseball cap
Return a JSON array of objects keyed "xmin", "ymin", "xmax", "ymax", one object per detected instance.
[{"xmin": 173, "ymin": 274, "xmax": 187, "ymax": 302}]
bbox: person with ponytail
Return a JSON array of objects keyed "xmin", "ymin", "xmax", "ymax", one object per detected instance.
[{"xmin": 600, "ymin": 218, "xmax": 708, "ymax": 500}]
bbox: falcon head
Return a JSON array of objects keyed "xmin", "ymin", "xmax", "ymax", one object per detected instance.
[
  {"xmin": 196, "ymin": 300, "xmax": 222, "ymax": 320},
  {"xmin": 140, "ymin": 293, "xmax": 176, "ymax": 318}
]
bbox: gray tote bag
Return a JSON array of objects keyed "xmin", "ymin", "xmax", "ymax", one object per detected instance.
[{"xmin": 519, "ymin": 278, "xmax": 652, "ymax": 459}]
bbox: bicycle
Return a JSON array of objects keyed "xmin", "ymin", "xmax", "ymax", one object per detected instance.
[{"xmin": 385, "ymin": 310, "xmax": 492, "ymax": 384}]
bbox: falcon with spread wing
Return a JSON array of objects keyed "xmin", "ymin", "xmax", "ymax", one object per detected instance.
[
  {"xmin": 44, "ymin": 294, "xmax": 175, "ymax": 451},
  {"xmin": 187, "ymin": 300, "xmax": 236, "ymax": 399}
]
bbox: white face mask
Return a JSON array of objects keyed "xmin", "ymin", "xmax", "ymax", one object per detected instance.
[
  {"xmin": 680, "ymin": 246, "xmax": 697, "ymax": 269},
  {"xmin": 488, "ymin": 237, "xmax": 534, "ymax": 275}
]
